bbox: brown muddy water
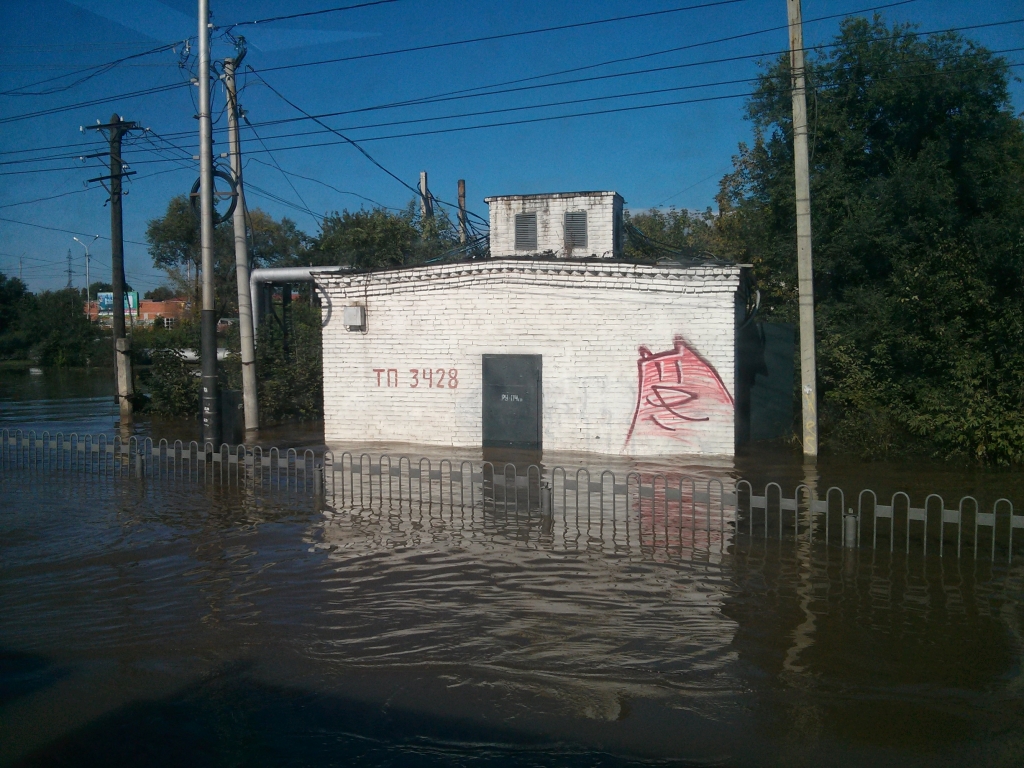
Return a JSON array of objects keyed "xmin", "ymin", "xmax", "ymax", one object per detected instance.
[{"xmin": 2, "ymin": 368, "xmax": 1024, "ymax": 767}]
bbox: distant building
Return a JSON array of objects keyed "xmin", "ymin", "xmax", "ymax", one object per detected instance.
[{"xmin": 86, "ymin": 297, "xmax": 188, "ymax": 327}]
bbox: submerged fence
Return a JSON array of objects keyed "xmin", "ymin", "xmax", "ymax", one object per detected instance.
[{"xmin": 4, "ymin": 428, "xmax": 1023, "ymax": 562}]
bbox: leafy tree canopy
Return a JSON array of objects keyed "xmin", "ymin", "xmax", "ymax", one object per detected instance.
[
  {"xmin": 716, "ymin": 15, "xmax": 1024, "ymax": 462},
  {"xmin": 310, "ymin": 201, "xmax": 460, "ymax": 270},
  {"xmin": 145, "ymin": 196, "xmax": 306, "ymax": 315},
  {"xmin": 143, "ymin": 286, "xmax": 177, "ymax": 301}
]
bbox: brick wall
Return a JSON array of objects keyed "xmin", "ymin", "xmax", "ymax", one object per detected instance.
[
  {"xmin": 316, "ymin": 260, "xmax": 741, "ymax": 457},
  {"xmin": 486, "ymin": 191, "xmax": 624, "ymax": 258}
]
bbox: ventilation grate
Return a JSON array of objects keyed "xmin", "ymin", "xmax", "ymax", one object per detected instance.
[
  {"xmin": 515, "ymin": 212, "xmax": 537, "ymax": 250},
  {"xmin": 564, "ymin": 211, "xmax": 588, "ymax": 250}
]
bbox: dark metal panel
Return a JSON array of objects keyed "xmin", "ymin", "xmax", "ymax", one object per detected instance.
[
  {"xmin": 564, "ymin": 211, "xmax": 587, "ymax": 249},
  {"xmin": 514, "ymin": 212, "xmax": 537, "ymax": 250},
  {"xmin": 482, "ymin": 355, "xmax": 542, "ymax": 450}
]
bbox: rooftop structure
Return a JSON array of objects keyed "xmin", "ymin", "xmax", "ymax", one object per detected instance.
[{"xmin": 485, "ymin": 191, "xmax": 624, "ymax": 259}]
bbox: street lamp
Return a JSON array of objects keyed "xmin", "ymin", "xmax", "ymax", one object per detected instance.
[{"xmin": 73, "ymin": 235, "xmax": 100, "ymax": 320}]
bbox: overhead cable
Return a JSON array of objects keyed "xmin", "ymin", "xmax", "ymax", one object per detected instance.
[
  {"xmin": 0, "ymin": 82, "xmax": 190, "ymax": 126},
  {"xmin": 254, "ymin": 0, "xmax": 750, "ymax": 75},
  {"xmin": 0, "ymin": 40, "xmax": 188, "ymax": 97},
  {"xmin": 217, "ymin": 0, "xmax": 403, "ymax": 29}
]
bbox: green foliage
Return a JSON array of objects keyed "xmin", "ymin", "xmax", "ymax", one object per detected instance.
[
  {"xmin": 256, "ymin": 300, "xmax": 323, "ymax": 422},
  {"xmin": 0, "ymin": 272, "xmax": 32, "ymax": 359},
  {"xmin": 717, "ymin": 15, "xmax": 1024, "ymax": 463},
  {"xmin": 310, "ymin": 202, "xmax": 459, "ymax": 270},
  {"xmin": 20, "ymin": 288, "xmax": 97, "ymax": 367},
  {"xmin": 148, "ymin": 349, "xmax": 200, "ymax": 416},
  {"xmin": 143, "ymin": 286, "xmax": 177, "ymax": 301},
  {"xmin": 145, "ymin": 196, "xmax": 305, "ymax": 315},
  {"xmin": 88, "ymin": 281, "xmax": 114, "ymax": 296},
  {"xmin": 138, "ymin": 316, "xmax": 202, "ymax": 417},
  {"xmin": 623, "ymin": 208, "xmax": 721, "ymax": 261}
]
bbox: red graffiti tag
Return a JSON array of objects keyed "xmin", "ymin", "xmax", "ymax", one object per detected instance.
[{"xmin": 625, "ymin": 337, "xmax": 733, "ymax": 447}]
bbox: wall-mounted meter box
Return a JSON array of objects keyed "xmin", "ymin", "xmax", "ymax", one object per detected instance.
[{"xmin": 343, "ymin": 305, "xmax": 366, "ymax": 331}]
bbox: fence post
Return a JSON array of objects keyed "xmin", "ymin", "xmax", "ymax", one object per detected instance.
[
  {"xmin": 540, "ymin": 479, "xmax": 553, "ymax": 518},
  {"xmin": 314, "ymin": 462, "xmax": 324, "ymax": 498},
  {"xmin": 843, "ymin": 509, "xmax": 857, "ymax": 548}
]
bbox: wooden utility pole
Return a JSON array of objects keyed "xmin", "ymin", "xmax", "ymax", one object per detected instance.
[
  {"xmin": 197, "ymin": 0, "xmax": 220, "ymax": 445},
  {"xmin": 224, "ymin": 51, "xmax": 259, "ymax": 437},
  {"xmin": 87, "ymin": 114, "xmax": 139, "ymax": 424},
  {"xmin": 419, "ymin": 171, "xmax": 433, "ymax": 220},
  {"xmin": 458, "ymin": 179, "xmax": 467, "ymax": 244},
  {"xmin": 787, "ymin": 0, "xmax": 818, "ymax": 457}
]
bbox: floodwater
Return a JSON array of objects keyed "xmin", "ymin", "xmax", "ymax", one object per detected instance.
[{"xmin": 2, "ymin": 367, "xmax": 1024, "ymax": 766}]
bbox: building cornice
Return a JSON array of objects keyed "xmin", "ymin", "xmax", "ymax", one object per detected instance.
[{"xmin": 314, "ymin": 259, "xmax": 741, "ymax": 299}]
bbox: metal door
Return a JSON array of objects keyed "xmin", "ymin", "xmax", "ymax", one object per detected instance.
[{"xmin": 482, "ymin": 355, "xmax": 542, "ymax": 450}]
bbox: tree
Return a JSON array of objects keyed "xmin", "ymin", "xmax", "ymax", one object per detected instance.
[
  {"xmin": 145, "ymin": 196, "xmax": 305, "ymax": 315},
  {"xmin": 311, "ymin": 202, "xmax": 459, "ymax": 270},
  {"xmin": 143, "ymin": 286, "xmax": 177, "ymax": 301},
  {"xmin": 717, "ymin": 15, "xmax": 1024, "ymax": 462},
  {"xmin": 21, "ymin": 289, "xmax": 95, "ymax": 367},
  {"xmin": 88, "ymin": 281, "xmax": 113, "ymax": 296},
  {"xmin": 623, "ymin": 207, "xmax": 722, "ymax": 261},
  {"xmin": 0, "ymin": 272, "xmax": 31, "ymax": 359}
]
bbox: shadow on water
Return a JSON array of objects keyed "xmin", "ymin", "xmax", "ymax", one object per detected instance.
[
  {"xmin": 0, "ymin": 650, "xmax": 68, "ymax": 711},
  {"xmin": 3, "ymin": 471, "xmax": 1024, "ymax": 766},
  {"xmin": 11, "ymin": 662, "xmax": 692, "ymax": 768}
]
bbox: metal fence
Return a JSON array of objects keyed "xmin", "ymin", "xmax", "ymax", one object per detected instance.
[
  {"xmin": 4, "ymin": 428, "xmax": 1023, "ymax": 562},
  {"xmin": 1, "ymin": 428, "xmax": 317, "ymax": 491}
]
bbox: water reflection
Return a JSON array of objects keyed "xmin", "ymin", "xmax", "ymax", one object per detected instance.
[{"xmin": 2, "ymin": 473, "xmax": 1023, "ymax": 765}]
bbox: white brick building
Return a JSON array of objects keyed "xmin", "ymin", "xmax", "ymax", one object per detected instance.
[
  {"xmin": 486, "ymin": 191, "xmax": 624, "ymax": 259},
  {"xmin": 315, "ymin": 259, "xmax": 743, "ymax": 457}
]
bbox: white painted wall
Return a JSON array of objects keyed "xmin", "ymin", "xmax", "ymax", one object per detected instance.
[
  {"xmin": 485, "ymin": 192, "xmax": 623, "ymax": 258},
  {"xmin": 317, "ymin": 260, "xmax": 740, "ymax": 457}
]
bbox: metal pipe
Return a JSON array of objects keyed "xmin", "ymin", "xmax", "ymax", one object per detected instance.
[{"xmin": 249, "ymin": 266, "xmax": 349, "ymax": 337}]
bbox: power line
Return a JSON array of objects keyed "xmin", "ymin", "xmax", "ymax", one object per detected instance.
[
  {"xmin": 244, "ymin": 66, "xmax": 433, "ymax": 210},
  {"xmin": 0, "ymin": 40, "xmax": 187, "ymax": 97},
  {"xmin": 254, "ymin": 0, "xmax": 750, "ymax": 75},
  {"xmin": 0, "ymin": 82, "xmax": 190, "ymax": 126},
  {"xmin": 3, "ymin": 8, "xmax": 1011, "ymax": 157},
  {"xmin": 0, "ymin": 188, "xmax": 93, "ymax": 210},
  {"xmin": 217, "ymin": 0, "xmax": 403, "ymax": 29},
  {"xmin": 258, "ymin": 0, "xmax": 919, "ymax": 124},
  {"xmin": 0, "ymin": 214, "xmax": 147, "ymax": 246},
  {"xmin": 19, "ymin": 51, "xmax": 1016, "ymax": 180},
  {"xmin": 188, "ymin": 13, "xmax": 1024, "ymax": 142},
  {"xmin": 242, "ymin": 116, "xmax": 319, "ymax": 226},
  {"xmin": 245, "ymin": 158, "xmax": 397, "ymax": 210},
  {"xmin": 245, "ymin": 67, "xmax": 488, "ymax": 225},
  {"xmin": 234, "ymin": 58, "xmax": 1024, "ymax": 151},
  {"xmin": 10, "ymin": 47, "xmax": 1017, "ymax": 181}
]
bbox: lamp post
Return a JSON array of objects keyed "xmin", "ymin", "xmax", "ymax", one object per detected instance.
[{"xmin": 73, "ymin": 235, "xmax": 100, "ymax": 321}]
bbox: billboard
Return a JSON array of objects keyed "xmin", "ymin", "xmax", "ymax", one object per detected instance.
[{"xmin": 97, "ymin": 291, "xmax": 139, "ymax": 316}]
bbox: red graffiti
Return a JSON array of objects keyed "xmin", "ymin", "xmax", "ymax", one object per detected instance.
[{"xmin": 625, "ymin": 337, "xmax": 733, "ymax": 447}]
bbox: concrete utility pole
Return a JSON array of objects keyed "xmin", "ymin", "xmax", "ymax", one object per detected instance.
[
  {"xmin": 224, "ymin": 51, "xmax": 259, "ymax": 436},
  {"xmin": 787, "ymin": 0, "xmax": 818, "ymax": 457},
  {"xmin": 419, "ymin": 171, "xmax": 433, "ymax": 220},
  {"xmin": 197, "ymin": 0, "xmax": 220, "ymax": 445},
  {"xmin": 458, "ymin": 179, "xmax": 467, "ymax": 244},
  {"xmin": 87, "ymin": 114, "xmax": 139, "ymax": 424},
  {"xmin": 73, "ymin": 235, "xmax": 98, "ymax": 320}
]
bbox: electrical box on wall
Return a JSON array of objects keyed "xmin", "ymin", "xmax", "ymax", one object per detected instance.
[{"xmin": 343, "ymin": 305, "xmax": 365, "ymax": 331}]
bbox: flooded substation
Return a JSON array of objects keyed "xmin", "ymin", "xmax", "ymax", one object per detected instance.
[{"xmin": 2, "ymin": 369, "xmax": 1024, "ymax": 766}]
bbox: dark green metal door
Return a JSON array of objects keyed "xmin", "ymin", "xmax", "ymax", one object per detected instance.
[{"xmin": 482, "ymin": 354, "xmax": 542, "ymax": 450}]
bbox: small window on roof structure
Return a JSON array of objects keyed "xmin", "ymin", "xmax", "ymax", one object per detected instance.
[
  {"xmin": 564, "ymin": 211, "xmax": 588, "ymax": 250},
  {"xmin": 515, "ymin": 212, "xmax": 537, "ymax": 250}
]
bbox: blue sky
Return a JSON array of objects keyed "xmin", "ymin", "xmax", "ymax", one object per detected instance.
[{"xmin": 1, "ymin": 0, "xmax": 1021, "ymax": 293}]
